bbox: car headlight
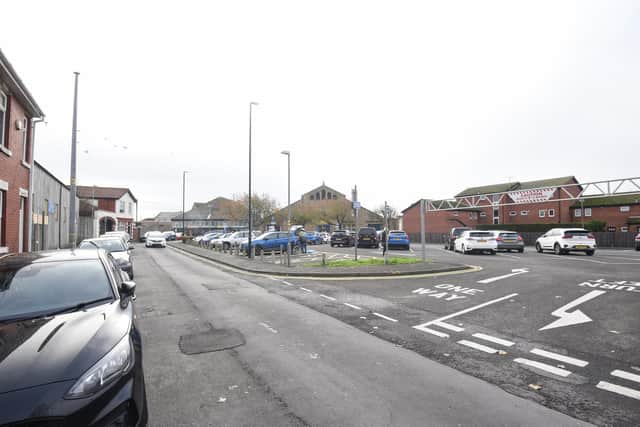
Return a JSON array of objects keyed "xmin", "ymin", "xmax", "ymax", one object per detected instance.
[{"xmin": 66, "ymin": 334, "xmax": 133, "ymax": 399}]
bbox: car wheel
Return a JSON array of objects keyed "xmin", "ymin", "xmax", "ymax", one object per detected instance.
[
  {"xmin": 554, "ymin": 243, "xmax": 562, "ymax": 255},
  {"xmin": 490, "ymin": 250, "xmax": 496, "ymax": 255},
  {"xmin": 518, "ymin": 248, "xmax": 524, "ymax": 253},
  {"xmin": 535, "ymin": 243, "xmax": 542, "ymax": 253},
  {"xmin": 223, "ymin": 242, "xmax": 230, "ymax": 250},
  {"xmin": 586, "ymin": 250, "xmax": 595, "ymax": 256}
]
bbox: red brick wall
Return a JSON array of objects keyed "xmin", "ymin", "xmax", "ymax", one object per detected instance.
[
  {"xmin": 98, "ymin": 199, "xmax": 116, "ymax": 212},
  {"xmin": 0, "ymin": 96, "xmax": 32, "ymax": 252},
  {"xmin": 571, "ymin": 205, "xmax": 640, "ymax": 233}
]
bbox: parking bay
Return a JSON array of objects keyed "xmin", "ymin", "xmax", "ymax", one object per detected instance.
[{"xmin": 252, "ymin": 244, "xmax": 640, "ymax": 425}]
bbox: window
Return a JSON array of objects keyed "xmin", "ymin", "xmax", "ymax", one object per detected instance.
[
  {"xmin": 575, "ymin": 209, "xmax": 582, "ymax": 217},
  {"xmin": 0, "ymin": 91, "xmax": 7, "ymax": 149},
  {"xmin": 607, "ymin": 226, "xmax": 616, "ymax": 232},
  {"xmin": 621, "ymin": 226, "xmax": 629, "ymax": 232},
  {"xmin": 333, "ymin": 194, "xmax": 337, "ymax": 200},
  {"xmin": 493, "ymin": 217, "xmax": 499, "ymax": 225},
  {"xmin": 585, "ymin": 208, "xmax": 592, "ymax": 217},
  {"xmin": 327, "ymin": 192, "xmax": 331, "ymax": 199},
  {"xmin": 493, "ymin": 208, "xmax": 499, "ymax": 224},
  {"xmin": 0, "ymin": 190, "xmax": 4, "ymax": 246},
  {"xmin": 479, "ymin": 212, "xmax": 486, "ymax": 217},
  {"xmin": 548, "ymin": 208, "xmax": 555, "ymax": 218},
  {"xmin": 520, "ymin": 210, "xmax": 529, "ymax": 216},
  {"xmin": 128, "ymin": 202, "xmax": 132, "ymax": 214},
  {"xmin": 310, "ymin": 195, "xmax": 314, "ymax": 200},
  {"xmin": 119, "ymin": 200, "xmax": 125, "ymax": 213},
  {"xmin": 620, "ymin": 206, "xmax": 630, "ymax": 212},
  {"xmin": 22, "ymin": 118, "xmax": 29, "ymax": 163},
  {"xmin": 539, "ymin": 209, "xmax": 545, "ymax": 218},
  {"xmin": 452, "ymin": 212, "xmax": 459, "ymax": 217},
  {"xmin": 509, "ymin": 211, "xmax": 516, "ymax": 217}
]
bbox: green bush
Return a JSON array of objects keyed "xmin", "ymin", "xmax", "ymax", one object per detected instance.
[{"xmin": 584, "ymin": 220, "xmax": 606, "ymax": 232}]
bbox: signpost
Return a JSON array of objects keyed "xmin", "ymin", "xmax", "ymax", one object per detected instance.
[{"xmin": 352, "ymin": 187, "xmax": 359, "ymax": 261}]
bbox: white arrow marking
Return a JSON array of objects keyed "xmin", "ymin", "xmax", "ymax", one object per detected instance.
[
  {"xmin": 477, "ymin": 268, "xmax": 529, "ymax": 284},
  {"xmin": 539, "ymin": 290, "xmax": 606, "ymax": 331}
]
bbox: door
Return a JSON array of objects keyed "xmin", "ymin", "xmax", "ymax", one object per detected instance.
[{"xmin": 18, "ymin": 197, "xmax": 25, "ymax": 252}]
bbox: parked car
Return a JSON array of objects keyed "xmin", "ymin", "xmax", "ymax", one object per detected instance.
[
  {"xmin": 455, "ymin": 230, "xmax": 497, "ymax": 255},
  {"xmin": 357, "ymin": 227, "xmax": 378, "ymax": 248},
  {"xmin": 216, "ymin": 231, "xmax": 254, "ymax": 250},
  {"xmin": 242, "ymin": 231, "xmax": 298, "ymax": 254},
  {"xmin": 490, "ymin": 230, "xmax": 525, "ymax": 253},
  {"xmin": 0, "ymin": 250, "xmax": 148, "ymax": 427},
  {"xmin": 635, "ymin": 232, "xmax": 640, "ymax": 251},
  {"xmin": 305, "ymin": 231, "xmax": 322, "ymax": 245},
  {"xmin": 209, "ymin": 233, "xmax": 233, "ymax": 248},
  {"xmin": 200, "ymin": 232, "xmax": 222, "ymax": 247},
  {"xmin": 535, "ymin": 228, "xmax": 596, "ymax": 255},
  {"xmin": 387, "ymin": 230, "xmax": 411, "ymax": 250},
  {"xmin": 140, "ymin": 231, "xmax": 149, "ymax": 243},
  {"xmin": 79, "ymin": 237, "xmax": 135, "ymax": 278},
  {"xmin": 102, "ymin": 230, "xmax": 131, "ymax": 242},
  {"xmin": 330, "ymin": 230, "xmax": 355, "ymax": 247},
  {"xmin": 320, "ymin": 232, "xmax": 331, "ymax": 244},
  {"xmin": 163, "ymin": 231, "xmax": 177, "ymax": 241},
  {"xmin": 444, "ymin": 227, "xmax": 472, "ymax": 251},
  {"xmin": 145, "ymin": 231, "xmax": 167, "ymax": 248}
]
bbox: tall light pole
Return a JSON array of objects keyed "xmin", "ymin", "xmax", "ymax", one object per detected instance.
[
  {"xmin": 182, "ymin": 171, "xmax": 189, "ymax": 236},
  {"xmin": 248, "ymin": 102, "xmax": 259, "ymax": 258},
  {"xmin": 281, "ymin": 150, "xmax": 291, "ymax": 266},
  {"xmin": 69, "ymin": 72, "xmax": 80, "ymax": 248}
]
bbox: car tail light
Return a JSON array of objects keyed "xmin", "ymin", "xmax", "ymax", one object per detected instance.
[
  {"xmin": 562, "ymin": 234, "xmax": 572, "ymax": 239},
  {"xmin": 495, "ymin": 237, "xmax": 503, "ymax": 242},
  {"xmin": 517, "ymin": 235, "xmax": 523, "ymax": 241}
]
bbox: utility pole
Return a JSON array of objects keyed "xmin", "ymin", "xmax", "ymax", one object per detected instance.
[
  {"xmin": 352, "ymin": 186, "xmax": 358, "ymax": 261},
  {"xmin": 69, "ymin": 72, "xmax": 79, "ymax": 248},
  {"xmin": 420, "ymin": 199, "xmax": 426, "ymax": 262},
  {"xmin": 281, "ymin": 150, "xmax": 291, "ymax": 266},
  {"xmin": 182, "ymin": 171, "xmax": 188, "ymax": 236},
  {"xmin": 383, "ymin": 201, "xmax": 389, "ymax": 265},
  {"xmin": 248, "ymin": 102, "xmax": 259, "ymax": 258}
]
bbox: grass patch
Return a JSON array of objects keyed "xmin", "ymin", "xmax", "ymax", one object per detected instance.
[{"xmin": 307, "ymin": 257, "xmax": 422, "ymax": 268}]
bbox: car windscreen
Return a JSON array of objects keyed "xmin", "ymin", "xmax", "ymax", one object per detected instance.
[
  {"xmin": 469, "ymin": 232, "xmax": 493, "ymax": 238},
  {"xmin": 148, "ymin": 232, "xmax": 165, "ymax": 238},
  {"xmin": 499, "ymin": 233, "xmax": 520, "ymax": 238},
  {"xmin": 453, "ymin": 229, "xmax": 469, "ymax": 237},
  {"xmin": 79, "ymin": 239, "xmax": 125, "ymax": 253},
  {"xmin": 389, "ymin": 232, "xmax": 406, "ymax": 236},
  {"xmin": 359, "ymin": 228, "xmax": 376, "ymax": 235},
  {"xmin": 564, "ymin": 230, "xmax": 590, "ymax": 237},
  {"xmin": 333, "ymin": 231, "xmax": 347, "ymax": 236},
  {"xmin": 0, "ymin": 259, "xmax": 114, "ymax": 322}
]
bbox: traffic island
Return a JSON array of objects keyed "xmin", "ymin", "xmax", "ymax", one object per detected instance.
[{"xmin": 167, "ymin": 241, "xmax": 475, "ymax": 278}]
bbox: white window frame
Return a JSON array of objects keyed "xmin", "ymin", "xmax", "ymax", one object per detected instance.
[
  {"xmin": 452, "ymin": 211, "xmax": 459, "ymax": 217},
  {"xmin": 584, "ymin": 208, "xmax": 592, "ymax": 217},
  {"xmin": 0, "ymin": 91, "xmax": 7, "ymax": 150},
  {"xmin": 520, "ymin": 210, "xmax": 528, "ymax": 216},
  {"xmin": 479, "ymin": 212, "xmax": 487, "ymax": 217},
  {"xmin": 548, "ymin": 208, "xmax": 555, "ymax": 218},
  {"xmin": 119, "ymin": 200, "xmax": 125, "ymax": 213},
  {"xmin": 620, "ymin": 206, "xmax": 630, "ymax": 212},
  {"xmin": 21, "ymin": 117, "xmax": 29, "ymax": 163},
  {"xmin": 539, "ymin": 209, "xmax": 545, "ymax": 218},
  {"xmin": 575, "ymin": 208, "xmax": 582, "ymax": 217},
  {"xmin": 509, "ymin": 211, "xmax": 517, "ymax": 217},
  {"xmin": 621, "ymin": 226, "xmax": 629, "ymax": 232}
]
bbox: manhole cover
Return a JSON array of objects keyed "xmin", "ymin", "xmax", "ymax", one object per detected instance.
[{"xmin": 179, "ymin": 328, "xmax": 245, "ymax": 355}]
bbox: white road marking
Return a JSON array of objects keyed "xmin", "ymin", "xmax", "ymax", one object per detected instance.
[
  {"xmin": 433, "ymin": 321, "xmax": 464, "ymax": 332},
  {"xmin": 420, "ymin": 327, "xmax": 450, "ymax": 338},
  {"xmin": 496, "ymin": 253, "xmax": 522, "ymax": 260},
  {"xmin": 539, "ymin": 290, "xmax": 606, "ymax": 331},
  {"xmin": 458, "ymin": 340, "xmax": 498, "ymax": 354},
  {"xmin": 373, "ymin": 312, "xmax": 398, "ymax": 322},
  {"xmin": 343, "ymin": 302, "xmax": 362, "ymax": 310},
  {"xmin": 320, "ymin": 294, "xmax": 337, "ymax": 301},
  {"xmin": 472, "ymin": 333, "xmax": 515, "ymax": 347},
  {"xmin": 545, "ymin": 254, "xmax": 608, "ymax": 264},
  {"xmin": 477, "ymin": 268, "xmax": 529, "ymax": 284},
  {"xmin": 611, "ymin": 369, "xmax": 640, "ymax": 384},
  {"xmin": 596, "ymin": 381, "xmax": 640, "ymax": 400},
  {"xmin": 514, "ymin": 358, "xmax": 572, "ymax": 377},
  {"xmin": 267, "ymin": 276, "xmax": 280, "ymax": 281},
  {"xmin": 300, "ymin": 287, "xmax": 312, "ymax": 293},
  {"xmin": 281, "ymin": 280, "xmax": 295, "ymax": 287},
  {"xmin": 259, "ymin": 322, "xmax": 278, "ymax": 333},
  {"xmin": 530, "ymin": 348, "xmax": 589, "ymax": 367}
]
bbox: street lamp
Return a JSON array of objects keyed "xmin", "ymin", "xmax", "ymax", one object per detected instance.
[
  {"xmin": 580, "ymin": 198, "xmax": 584, "ymax": 228},
  {"xmin": 248, "ymin": 102, "xmax": 259, "ymax": 258},
  {"xmin": 182, "ymin": 171, "xmax": 189, "ymax": 237},
  {"xmin": 281, "ymin": 150, "xmax": 291, "ymax": 266}
]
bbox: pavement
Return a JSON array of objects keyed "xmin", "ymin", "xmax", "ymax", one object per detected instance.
[
  {"xmin": 167, "ymin": 241, "xmax": 470, "ymax": 277},
  {"xmin": 133, "ymin": 243, "xmax": 593, "ymax": 427}
]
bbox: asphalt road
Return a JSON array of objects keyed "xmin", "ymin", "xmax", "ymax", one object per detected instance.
[{"xmin": 132, "ymin": 243, "xmax": 595, "ymax": 427}]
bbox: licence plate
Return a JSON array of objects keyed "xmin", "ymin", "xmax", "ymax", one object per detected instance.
[
  {"xmin": 575, "ymin": 245, "xmax": 588, "ymax": 249},
  {"xmin": 504, "ymin": 240, "xmax": 516, "ymax": 243},
  {"xmin": 479, "ymin": 240, "xmax": 487, "ymax": 243}
]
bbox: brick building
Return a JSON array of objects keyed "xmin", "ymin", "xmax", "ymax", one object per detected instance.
[
  {"xmin": 76, "ymin": 186, "xmax": 138, "ymax": 239},
  {"xmin": 0, "ymin": 49, "xmax": 45, "ymax": 254},
  {"xmin": 570, "ymin": 194, "xmax": 640, "ymax": 233}
]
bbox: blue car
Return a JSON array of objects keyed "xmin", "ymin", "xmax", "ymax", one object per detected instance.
[
  {"xmin": 242, "ymin": 231, "xmax": 299, "ymax": 254},
  {"xmin": 305, "ymin": 231, "xmax": 322, "ymax": 245},
  {"xmin": 387, "ymin": 230, "xmax": 410, "ymax": 250}
]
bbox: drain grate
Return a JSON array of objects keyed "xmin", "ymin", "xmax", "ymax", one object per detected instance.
[{"xmin": 179, "ymin": 328, "xmax": 245, "ymax": 354}]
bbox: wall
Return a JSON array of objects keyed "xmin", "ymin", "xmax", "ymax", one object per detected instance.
[
  {"xmin": 31, "ymin": 163, "xmax": 70, "ymax": 250},
  {"xmin": 571, "ymin": 205, "xmax": 640, "ymax": 233}
]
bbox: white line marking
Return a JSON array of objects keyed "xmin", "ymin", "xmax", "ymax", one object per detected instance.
[
  {"xmin": 320, "ymin": 294, "xmax": 337, "ymax": 301},
  {"xmin": 373, "ymin": 312, "xmax": 398, "ymax": 322},
  {"xmin": 611, "ymin": 369, "xmax": 640, "ymax": 384},
  {"xmin": 281, "ymin": 280, "xmax": 295, "ymax": 287},
  {"xmin": 433, "ymin": 321, "xmax": 464, "ymax": 332},
  {"xmin": 343, "ymin": 302, "xmax": 362, "ymax": 310},
  {"xmin": 419, "ymin": 327, "xmax": 450, "ymax": 338},
  {"xmin": 268, "ymin": 276, "xmax": 280, "ymax": 281},
  {"xmin": 514, "ymin": 358, "xmax": 572, "ymax": 377},
  {"xmin": 546, "ymin": 254, "xmax": 608, "ymax": 264},
  {"xmin": 458, "ymin": 340, "xmax": 498, "ymax": 354},
  {"xmin": 259, "ymin": 322, "xmax": 278, "ymax": 334},
  {"xmin": 472, "ymin": 333, "xmax": 515, "ymax": 347},
  {"xmin": 300, "ymin": 287, "xmax": 312, "ymax": 293},
  {"xmin": 496, "ymin": 253, "xmax": 522, "ymax": 260},
  {"xmin": 530, "ymin": 348, "xmax": 589, "ymax": 367},
  {"xmin": 477, "ymin": 268, "xmax": 529, "ymax": 284},
  {"xmin": 596, "ymin": 381, "xmax": 640, "ymax": 400},
  {"xmin": 539, "ymin": 290, "xmax": 606, "ymax": 331}
]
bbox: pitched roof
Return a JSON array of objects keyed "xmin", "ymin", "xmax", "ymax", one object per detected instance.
[
  {"xmin": 76, "ymin": 186, "xmax": 137, "ymax": 202},
  {"xmin": 455, "ymin": 182, "xmax": 519, "ymax": 197},
  {"xmin": 154, "ymin": 211, "xmax": 181, "ymax": 221},
  {"xmin": 0, "ymin": 48, "xmax": 44, "ymax": 118},
  {"xmin": 573, "ymin": 194, "xmax": 640, "ymax": 208},
  {"xmin": 303, "ymin": 183, "xmax": 345, "ymax": 199},
  {"xmin": 455, "ymin": 176, "xmax": 578, "ymax": 197},
  {"xmin": 517, "ymin": 176, "xmax": 577, "ymax": 190}
]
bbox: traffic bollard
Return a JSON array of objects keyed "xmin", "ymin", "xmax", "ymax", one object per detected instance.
[{"xmin": 322, "ymin": 253, "xmax": 326, "ymax": 266}]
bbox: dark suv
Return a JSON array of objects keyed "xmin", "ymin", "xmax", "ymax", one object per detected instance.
[
  {"xmin": 357, "ymin": 227, "xmax": 378, "ymax": 248},
  {"xmin": 330, "ymin": 230, "xmax": 354, "ymax": 247},
  {"xmin": 444, "ymin": 227, "xmax": 471, "ymax": 251}
]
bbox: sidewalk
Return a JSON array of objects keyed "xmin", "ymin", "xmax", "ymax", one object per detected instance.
[{"xmin": 168, "ymin": 242, "xmax": 471, "ymax": 278}]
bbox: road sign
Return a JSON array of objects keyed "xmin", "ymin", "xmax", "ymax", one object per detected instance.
[{"xmin": 352, "ymin": 201, "xmax": 361, "ymax": 210}]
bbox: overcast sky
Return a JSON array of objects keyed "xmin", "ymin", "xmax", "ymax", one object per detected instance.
[{"xmin": 2, "ymin": 1, "xmax": 638, "ymax": 219}]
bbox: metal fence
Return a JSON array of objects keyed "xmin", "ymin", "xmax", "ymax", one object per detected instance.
[{"xmin": 408, "ymin": 232, "xmax": 638, "ymax": 248}]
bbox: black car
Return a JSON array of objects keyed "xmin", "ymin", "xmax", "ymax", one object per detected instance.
[
  {"xmin": 0, "ymin": 250, "xmax": 148, "ymax": 427},
  {"xmin": 357, "ymin": 227, "xmax": 378, "ymax": 248},
  {"xmin": 330, "ymin": 230, "xmax": 354, "ymax": 247}
]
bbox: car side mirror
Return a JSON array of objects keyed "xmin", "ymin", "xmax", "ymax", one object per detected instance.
[{"xmin": 120, "ymin": 280, "xmax": 136, "ymax": 298}]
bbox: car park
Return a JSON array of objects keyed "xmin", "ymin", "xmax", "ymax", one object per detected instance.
[
  {"xmin": 454, "ymin": 230, "xmax": 497, "ymax": 255},
  {"xmin": 242, "ymin": 231, "xmax": 298, "ymax": 254},
  {"xmin": 145, "ymin": 231, "xmax": 167, "ymax": 248},
  {"xmin": 215, "ymin": 231, "xmax": 254, "ymax": 250},
  {"xmin": 490, "ymin": 230, "xmax": 525, "ymax": 253},
  {"xmin": 635, "ymin": 232, "xmax": 640, "ymax": 250},
  {"xmin": 330, "ymin": 230, "xmax": 355, "ymax": 247},
  {"xmin": 0, "ymin": 250, "xmax": 148, "ymax": 427},
  {"xmin": 79, "ymin": 237, "xmax": 135, "ymax": 278},
  {"xmin": 444, "ymin": 227, "xmax": 472, "ymax": 251},
  {"xmin": 387, "ymin": 230, "xmax": 410, "ymax": 250},
  {"xmin": 320, "ymin": 232, "xmax": 330, "ymax": 244},
  {"xmin": 208, "ymin": 233, "xmax": 232, "ymax": 249},
  {"xmin": 200, "ymin": 232, "xmax": 222, "ymax": 247},
  {"xmin": 357, "ymin": 227, "xmax": 378, "ymax": 248},
  {"xmin": 535, "ymin": 228, "xmax": 596, "ymax": 255},
  {"xmin": 305, "ymin": 231, "xmax": 322, "ymax": 245}
]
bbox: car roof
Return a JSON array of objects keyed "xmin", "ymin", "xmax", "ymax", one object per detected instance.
[
  {"xmin": 0, "ymin": 249, "xmax": 104, "ymax": 269},
  {"xmin": 82, "ymin": 237, "xmax": 125, "ymax": 242}
]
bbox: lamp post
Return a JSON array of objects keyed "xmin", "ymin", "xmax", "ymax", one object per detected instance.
[
  {"xmin": 182, "ymin": 171, "xmax": 189, "ymax": 237},
  {"xmin": 69, "ymin": 72, "xmax": 80, "ymax": 248},
  {"xmin": 248, "ymin": 102, "xmax": 259, "ymax": 258},
  {"xmin": 580, "ymin": 198, "xmax": 584, "ymax": 228},
  {"xmin": 281, "ymin": 150, "xmax": 291, "ymax": 266}
]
